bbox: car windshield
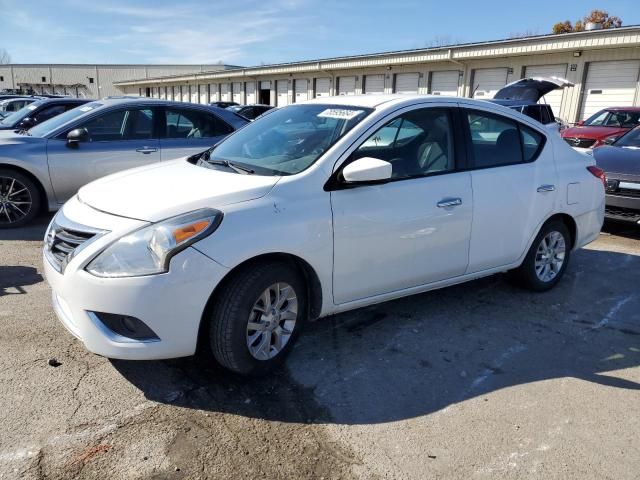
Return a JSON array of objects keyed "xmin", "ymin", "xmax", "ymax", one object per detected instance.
[
  {"xmin": 584, "ymin": 110, "xmax": 640, "ymax": 128},
  {"xmin": 202, "ymin": 104, "xmax": 372, "ymax": 175},
  {"xmin": 614, "ymin": 126, "xmax": 640, "ymax": 148},
  {"xmin": 29, "ymin": 102, "xmax": 103, "ymax": 137},
  {"xmin": 0, "ymin": 102, "xmax": 41, "ymax": 126}
]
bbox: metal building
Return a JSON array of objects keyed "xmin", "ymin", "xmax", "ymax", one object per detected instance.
[
  {"xmin": 0, "ymin": 63, "xmax": 240, "ymax": 98},
  {"xmin": 115, "ymin": 26, "xmax": 640, "ymax": 123}
]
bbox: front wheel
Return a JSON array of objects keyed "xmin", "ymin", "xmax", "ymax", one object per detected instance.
[
  {"xmin": 0, "ymin": 169, "xmax": 41, "ymax": 229},
  {"xmin": 509, "ymin": 221, "xmax": 571, "ymax": 292},
  {"xmin": 207, "ymin": 261, "xmax": 307, "ymax": 375}
]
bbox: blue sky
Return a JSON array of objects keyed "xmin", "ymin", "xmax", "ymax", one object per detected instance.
[{"xmin": 1, "ymin": 0, "xmax": 638, "ymax": 66}]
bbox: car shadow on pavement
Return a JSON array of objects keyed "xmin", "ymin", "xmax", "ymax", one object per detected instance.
[
  {"xmin": 0, "ymin": 213, "xmax": 52, "ymax": 241},
  {"xmin": 112, "ymin": 247, "xmax": 640, "ymax": 426},
  {"xmin": 602, "ymin": 220, "xmax": 640, "ymax": 241},
  {"xmin": 0, "ymin": 265, "xmax": 43, "ymax": 296}
]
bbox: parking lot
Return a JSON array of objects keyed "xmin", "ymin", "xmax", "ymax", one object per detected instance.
[{"xmin": 0, "ymin": 215, "xmax": 637, "ymax": 479}]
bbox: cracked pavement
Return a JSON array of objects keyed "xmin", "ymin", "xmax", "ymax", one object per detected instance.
[{"xmin": 1, "ymin": 216, "xmax": 639, "ymax": 479}]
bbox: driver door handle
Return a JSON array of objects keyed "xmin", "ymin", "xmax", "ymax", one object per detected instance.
[
  {"xmin": 437, "ymin": 197, "xmax": 462, "ymax": 208},
  {"xmin": 136, "ymin": 147, "xmax": 158, "ymax": 154},
  {"xmin": 537, "ymin": 184, "xmax": 555, "ymax": 193}
]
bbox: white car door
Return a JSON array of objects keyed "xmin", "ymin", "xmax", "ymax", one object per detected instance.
[
  {"xmin": 460, "ymin": 106, "xmax": 557, "ymax": 273},
  {"xmin": 330, "ymin": 106, "xmax": 473, "ymax": 304}
]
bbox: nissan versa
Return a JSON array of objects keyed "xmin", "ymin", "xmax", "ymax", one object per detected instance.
[{"xmin": 43, "ymin": 95, "xmax": 605, "ymax": 375}]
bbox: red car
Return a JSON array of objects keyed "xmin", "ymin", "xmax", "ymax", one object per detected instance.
[{"xmin": 561, "ymin": 107, "xmax": 640, "ymax": 149}]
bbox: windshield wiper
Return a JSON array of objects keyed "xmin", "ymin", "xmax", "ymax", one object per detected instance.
[
  {"xmin": 16, "ymin": 129, "xmax": 31, "ymax": 136},
  {"xmin": 205, "ymin": 158, "xmax": 255, "ymax": 174}
]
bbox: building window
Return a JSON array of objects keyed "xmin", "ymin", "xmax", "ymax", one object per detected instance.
[
  {"xmin": 0, "ymin": 76, "xmax": 3, "ymax": 82},
  {"xmin": 41, "ymin": 76, "xmax": 46, "ymax": 82},
  {"xmin": 88, "ymin": 77, "xmax": 94, "ymax": 84}
]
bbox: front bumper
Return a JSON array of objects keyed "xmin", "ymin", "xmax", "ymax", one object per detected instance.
[
  {"xmin": 605, "ymin": 194, "xmax": 640, "ymax": 223},
  {"xmin": 43, "ymin": 200, "xmax": 229, "ymax": 360}
]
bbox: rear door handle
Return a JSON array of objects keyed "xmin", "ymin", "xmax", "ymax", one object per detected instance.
[
  {"xmin": 537, "ymin": 184, "xmax": 555, "ymax": 193},
  {"xmin": 437, "ymin": 197, "xmax": 462, "ymax": 208},
  {"xmin": 136, "ymin": 147, "xmax": 158, "ymax": 154}
]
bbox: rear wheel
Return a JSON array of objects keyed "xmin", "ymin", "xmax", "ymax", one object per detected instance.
[
  {"xmin": 0, "ymin": 169, "xmax": 41, "ymax": 229},
  {"xmin": 509, "ymin": 220, "xmax": 571, "ymax": 291},
  {"xmin": 207, "ymin": 261, "xmax": 306, "ymax": 375}
]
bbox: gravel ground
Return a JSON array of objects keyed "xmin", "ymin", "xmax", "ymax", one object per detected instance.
[{"xmin": 1, "ymin": 215, "xmax": 639, "ymax": 479}]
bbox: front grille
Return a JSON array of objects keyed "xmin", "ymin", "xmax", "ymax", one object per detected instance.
[
  {"xmin": 605, "ymin": 206, "xmax": 640, "ymax": 222},
  {"xmin": 563, "ymin": 137, "xmax": 596, "ymax": 149},
  {"xmin": 617, "ymin": 188, "xmax": 640, "ymax": 198},
  {"xmin": 45, "ymin": 215, "xmax": 104, "ymax": 273}
]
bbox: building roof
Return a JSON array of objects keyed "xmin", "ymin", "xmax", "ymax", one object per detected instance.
[{"xmin": 114, "ymin": 25, "xmax": 640, "ymax": 86}]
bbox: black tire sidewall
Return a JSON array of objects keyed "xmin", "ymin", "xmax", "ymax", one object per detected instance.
[
  {"xmin": 209, "ymin": 262, "xmax": 307, "ymax": 375},
  {"xmin": 518, "ymin": 221, "xmax": 571, "ymax": 291},
  {"xmin": 0, "ymin": 169, "xmax": 41, "ymax": 229}
]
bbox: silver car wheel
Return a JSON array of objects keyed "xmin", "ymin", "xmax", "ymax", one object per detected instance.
[
  {"xmin": 246, "ymin": 282, "xmax": 298, "ymax": 360},
  {"xmin": 0, "ymin": 176, "xmax": 32, "ymax": 224},
  {"xmin": 534, "ymin": 231, "xmax": 566, "ymax": 282}
]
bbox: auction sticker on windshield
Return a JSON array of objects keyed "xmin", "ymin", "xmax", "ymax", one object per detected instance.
[{"xmin": 317, "ymin": 108, "xmax": 364, "ymax": 120}]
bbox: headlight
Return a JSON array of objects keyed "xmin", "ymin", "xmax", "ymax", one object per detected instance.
[{"xmin": 86, "ymin": 209, "xmax": 222, "ymax": 278}]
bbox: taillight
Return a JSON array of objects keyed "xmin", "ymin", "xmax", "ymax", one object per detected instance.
[{"xmin": 587, "ymin": 165, "xmax": 606, "ymax": 188}]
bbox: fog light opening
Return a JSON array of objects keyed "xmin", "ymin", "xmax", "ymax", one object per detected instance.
[{"xmin": 90, "ymin": 312, "xmax": 160, "ymax": 342}]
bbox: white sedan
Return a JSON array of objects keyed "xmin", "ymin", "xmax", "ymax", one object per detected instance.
[{"xmin": 43, "ymin": 95, "xmax": 605, "ymax": 375}]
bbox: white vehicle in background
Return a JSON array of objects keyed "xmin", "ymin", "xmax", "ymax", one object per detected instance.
[{"xmin": 43, "ymin": 94, "xmax": 605, "ymax": 375}]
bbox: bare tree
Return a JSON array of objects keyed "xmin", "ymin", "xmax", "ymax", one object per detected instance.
[{"xmin": 0, "ymin": 49, "xmax": 11, "ymax": 64}]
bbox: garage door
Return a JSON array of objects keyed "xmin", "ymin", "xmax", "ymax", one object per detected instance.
[
  {"xmin": 232, "ymin": 82, "xmax": 243, "ymax": 104},
  {"xmin": 221, "ymin": 83, "xmax": 230, "ymax": 101},
  {"xmin": 295, "ymin": 79, "xmax": 308, "ymax": 102},
  {"xmin": 246, "ymin": 82, "xmax": 256, "ymax": 104},
  {"xmin": 199, "ymin": 84, "xmax": 208, "ymax": 104},
  {"xmin": 315, "ymin": 78, "xmax": 330, "ymax": 97},
  {"xmin": 191, "ymin": 85, "xmax": 199, "ymax": 104},
  {"xmin": 430, "ymin": 71, "xmax": 459, "ymax": 96},
  {"xmin": 182, "ymin": 86, "xmax": 190, "ymax": 103},
  {"xmin": 580, "ymin": 60, "xmax": 640, "ymax": 119},
  {"xmin": 364, "ymin": 74, "xmax": 385, "ymax": 94},
  {"xmin": 209, "ymin": 84, "xmax": 218, "ymax": 102},
  {"xmin": 276, "ymin": 80, "xmax": 289, "ymax": 106},
  {"xmin": 472, "ymin": 68, "xmax": 509, "ymax": 98},
  {"xmin": 524, "ymin": 64, "xmax": 568, "ymax": 115},
  {"xmin": 395, "ymin": 73, "xmax": 420, "ymax": 94},
  {"xmin": 338, "ymin": 76, "xmax": 356, "ymax": 95},
  {"xmin": 160, "ymin": 87, "xmax": 166, "ymax": 100}
]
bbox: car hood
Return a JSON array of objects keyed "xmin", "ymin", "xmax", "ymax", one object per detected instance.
[
  {"xmin": 493, "ymin": 77, "xmax": 574, "ymax": 102},
  {"xmin": 594, "ymin": 146, "xmax": 640, "ymax": 176},
  {"xmin": 562, "ymin": 125, "xmax": 628, "ymax": 140},
  {"xmin": 78, "ymin": 158, "xmax": 281, "ymax": 222},
  {"xmin": 0, "ymin": 131, "xmax": 45, "ymax": 145}
]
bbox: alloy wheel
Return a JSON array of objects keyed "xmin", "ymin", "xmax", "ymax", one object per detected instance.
[
  {"xmin": 0, "ymin": 176, "xmax": 32, "ymax": 225},
  {"xmin": 534, "ymin": 231, "xmax": 566, "ymax": 282},
  {"xmin": 246, "ymin": 282, "xmax": 298, "ymax": 360}
]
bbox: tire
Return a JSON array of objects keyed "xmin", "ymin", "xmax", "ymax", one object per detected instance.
[
  {"xmin": 0, "ymin": 169, "xmax": 41, "ymax": 229},
  {"xmin": 207, "ymin": 260, "xmax": 307, "ymax": 375},
  {"xmin": 509, "ymin": 220, "xmax": 571, "ymax": 292}
]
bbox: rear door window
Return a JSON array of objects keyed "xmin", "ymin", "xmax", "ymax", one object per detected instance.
[
  {"xmin": 465, "ymin": 109, "xmax": 545, "ymax": 168},
  {"xmin": 164, "ymin": 108, "xmax": 233, "ymax": 138}
]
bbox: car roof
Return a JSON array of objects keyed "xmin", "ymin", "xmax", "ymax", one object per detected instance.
[
  {"xmin": 35, "ymin": 97, "xmax": 92, "ymax": 105},
  {"xmin": 601, "ymin": 107, "xmax": 640, "ymax": 112}
]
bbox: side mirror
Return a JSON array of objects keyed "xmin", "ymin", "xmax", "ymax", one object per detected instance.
[
  {"xmin": 66, "ymin": 128, "xmax": 89, "ymax": 147},
  {"xmin": 18, "ymin": 117, "xmax": 35, "ymax": 129},
  {"xmin": 577, "ymin": 120, "xmax": 585, "ymax": 126},
  {"xmin": 342, "ymin": 157, "xmax": 392, "ymax": 183}
]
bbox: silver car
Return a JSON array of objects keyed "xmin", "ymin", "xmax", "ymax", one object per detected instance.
[{"xmin": 0, "ymin": 98, "xmax": 248, "ymax": 227}]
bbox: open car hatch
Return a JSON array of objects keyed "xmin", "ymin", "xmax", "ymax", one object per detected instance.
[{"xmin": 494, "ymin": 76, "xmax": 574, "ymax": 102}]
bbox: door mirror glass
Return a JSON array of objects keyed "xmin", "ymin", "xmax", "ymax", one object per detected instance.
[
  {"xmin": 342, "ymin": 157, "xmax": 392, "ymax": 183},
  {"xmin": 577, "ymin": 120, "xmax": 584, "ymax": 126},
  {"xmin": 67, "ymin": 127, "xmax": 90, "ymax": 146}
]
